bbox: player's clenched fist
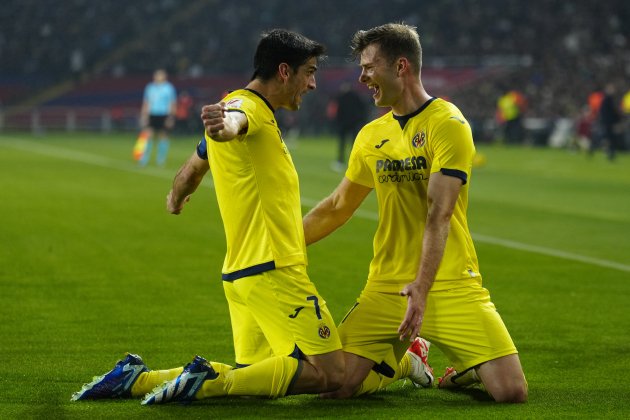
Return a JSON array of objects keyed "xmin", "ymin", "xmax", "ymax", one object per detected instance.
[
  {"xmin": 201, "ymin": 102, "xmax": 227, "ymax": 137},
  {"xmin": 200, "ymin": 101, "xmax": 247, "ymax": 142}
]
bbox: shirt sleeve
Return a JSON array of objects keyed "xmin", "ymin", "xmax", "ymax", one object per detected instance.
[
  {"xmin": 225, "ymin": 96, "xmax": 260, "ymax": 137},
  {"xmin": 429, "ymin": 116, "xmax": 474, "ymax": 184},
  {"xmin": 345, "ymin": 128, "xmax": 374, "ymax": 188}
]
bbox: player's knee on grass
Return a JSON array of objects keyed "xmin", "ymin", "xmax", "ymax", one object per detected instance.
[
  {"xmin": 480, "ymin": 369, "xmax": 528, "ymax": 403},
  {"xmin": 320, "ymin": 358, "xmax": 345, "ymax": 393},
  {"xmin": 477, "ymin": 354, "xmax": 527, "ymax": 403},
  {"xmin": 320, "ymin": 368, "xmax": 344, "ymax": 393},
  {"xmin": 289, "ymin": 351, "xmax": 344, "ymax": 395},
  {"xmin": 308, "ymin": 350, "xmax": 345, "ymax": 393},
  {"xmin": 320, "ymin": 383, "xmax": 356, "ymax": 399},
  {"xmin": 489, "ymin": 378, "xmax": 528, "ymax": 403}
]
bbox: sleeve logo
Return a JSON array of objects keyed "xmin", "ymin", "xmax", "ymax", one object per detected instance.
[{"xmin": 226, "ymin": 98, "xmax": 243, "ymax": 109}]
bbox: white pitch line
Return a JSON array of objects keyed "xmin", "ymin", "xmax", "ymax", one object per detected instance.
[
  {"xmin": 472, "ymin": 234, "xmax": 630, "ymax": 273},
  {"xmin": 0, "ymin": 137, "xmax": 214, "ymax": 187},
  {"xmin": 2, "ymin": 137, "xmax": 629, "ymax": 273}
]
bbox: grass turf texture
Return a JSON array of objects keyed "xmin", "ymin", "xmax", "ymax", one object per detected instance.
[{"xmin": 1, "ymin": 132, "xmax": 629, "ymax": 419}]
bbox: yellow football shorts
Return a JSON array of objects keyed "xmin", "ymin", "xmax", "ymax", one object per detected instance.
[
  {"xmin": 223, "ymin": 264, "xmax": 341, "ymax": 366},
  {"xmin": 339, "ymin": 279, "xmax": 517, "ymax": 373}
]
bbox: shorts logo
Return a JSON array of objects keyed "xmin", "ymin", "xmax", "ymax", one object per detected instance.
[
  {"xmin": 318, "ymin": 324, "xmax": 331, "ymax": 339},
  {"xmin": 412, "ymin": 131, "xmax": 426, "ymax": 148},
  {"xmin": 288, "ymin": 307, "xmax": 304, "ymax": 318},
  {"xmin": 226, "ymin": 98, "xmax": 243, "ymax": 109}
]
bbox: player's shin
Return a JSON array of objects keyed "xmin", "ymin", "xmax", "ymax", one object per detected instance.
[
  {"xmin": 131, "ymin": 367, "xmax": 184, "ymax": 396},
  {"xmin": 353, "ymin": 359, "xmax": 408, "ymax": 397},
  {"xmin": 197, "ymin": 356, "xmax": 299, "ymax": 399}
]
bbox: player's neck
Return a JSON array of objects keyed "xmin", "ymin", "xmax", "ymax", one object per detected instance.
[
  {"xmin": 391, "ymin": 81, "xmax": 432, "ymax": 117},
  {"xmin": 246, "ymin": 79, "xmax": 282, "ymax": 111}
]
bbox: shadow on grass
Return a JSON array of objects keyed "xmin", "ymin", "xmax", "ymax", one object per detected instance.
[{"xmin": 137, "ymin": 386, "xmax": 496, "ymax": 418}]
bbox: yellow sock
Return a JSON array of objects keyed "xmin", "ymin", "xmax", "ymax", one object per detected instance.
[
  {"xmin": 398, "ymin": 353, "xmax": 412, "ymax": 378},
  {"xmin": 196, "ymin": 356, "xmax": 299, "ymax": 399},
  {"xmin": 354, "ymin": 354, "xmax": 410, "ymax": 396},
  {"xmin": 354, "ymin": 370, "xmax": 381, "ymax": 396},
  {"xmin": 131, "ymin": 368, "xmax": 183, "ymax": 397},
  {"xmin": 209, "ymin": 361, "xmax": 234, "ymax": 377}
]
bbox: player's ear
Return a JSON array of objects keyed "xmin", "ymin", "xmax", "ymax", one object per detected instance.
[
  {"xmin": 278, "ymin": 63, "xmax": 290, "ymax": 83},
  {"xmin": 396, "ymin": 58, "xmax": 408, "ymax": 76}
]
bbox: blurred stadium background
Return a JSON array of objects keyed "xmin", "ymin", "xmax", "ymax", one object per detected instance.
[{"xmin": 1, "ymin": 0, "xmax": 629, "ymax": 150}]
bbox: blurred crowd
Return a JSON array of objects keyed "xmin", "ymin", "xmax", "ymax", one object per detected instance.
[
  {"xmin": 1, "ymin": 1, "xmax": 179, "ymax": 82},
  {"xmin": 1, "ymin": 0, "xmax": 630, "ymax": 146}
]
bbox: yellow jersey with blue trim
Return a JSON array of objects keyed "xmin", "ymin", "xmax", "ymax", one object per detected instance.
[
  {"xmin": 203, "ymin": 89, "xmax": 307, "ymax": 280},
  {"xmin": 346, "ymin": 97, "xmax": 480, "ymax": 290}
]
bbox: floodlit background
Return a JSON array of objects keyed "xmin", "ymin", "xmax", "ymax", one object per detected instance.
[{"xmin": 2, "ymin": 0, "xmax": 630, "ymax": 148}]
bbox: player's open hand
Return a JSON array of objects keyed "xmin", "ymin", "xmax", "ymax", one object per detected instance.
[
  {"xmin": 201, "ymin": 102, "xmax": 227, "ymax": 137},
  {"xmin": 398, "ymin": 282, "xmax": 426, "ymax": 342}
]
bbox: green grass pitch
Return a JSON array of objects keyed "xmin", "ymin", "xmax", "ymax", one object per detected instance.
[{"xmin": 1, "ymin": 132, "xmax": 629, "ymax": 419}]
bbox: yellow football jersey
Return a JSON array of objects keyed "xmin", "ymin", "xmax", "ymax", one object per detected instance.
[
  {"xmin": 346, "ymin": 98, "xmax": 479, "ymax": 290},
  {"xmin": 204, "ymin": 89, "xmax": 307, "ymax": 280}
]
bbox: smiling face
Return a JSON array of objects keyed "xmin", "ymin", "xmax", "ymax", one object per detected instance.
[
  {"xmin": 283, "ymin": 57, "xmax": 318, "ymax": 111},
  {"xmin": 358, "ymin": 44, "xmax": 402, "ymax": 108}
]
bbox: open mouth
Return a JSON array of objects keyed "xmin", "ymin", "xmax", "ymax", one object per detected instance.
[{"xmin": 368, "ymin": 84, "xmax": 380, "ymax": 98}]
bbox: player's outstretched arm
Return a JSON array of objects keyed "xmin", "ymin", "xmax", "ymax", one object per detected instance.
[
  {"xmin": 303, "ymin": 177, "xmax": 371, "ymax": 245},
  {"xmin": 201, "ymin": 102, "xmax": 248, "ymax": 142},
  {"xmin": 166, "ymin": 152, "xmax": 209, "ymax": 215}
]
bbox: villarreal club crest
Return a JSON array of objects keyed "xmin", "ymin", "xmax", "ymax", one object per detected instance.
[
  {"xmin": 318, "ymin": 323, "xmax": 331, "ymax": 339},
  {"xmin": 412, "ymin": 130, "xmax": 426, "ymax": 148}
]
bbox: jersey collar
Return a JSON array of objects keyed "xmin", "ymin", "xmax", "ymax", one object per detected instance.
[
  {"xmin": 244, "ymin": 88, "xmax": 275, "ymax": 113},
  {"xmin": 392, "ymin": 97, "xmax": 436, "ymax": 129}
]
